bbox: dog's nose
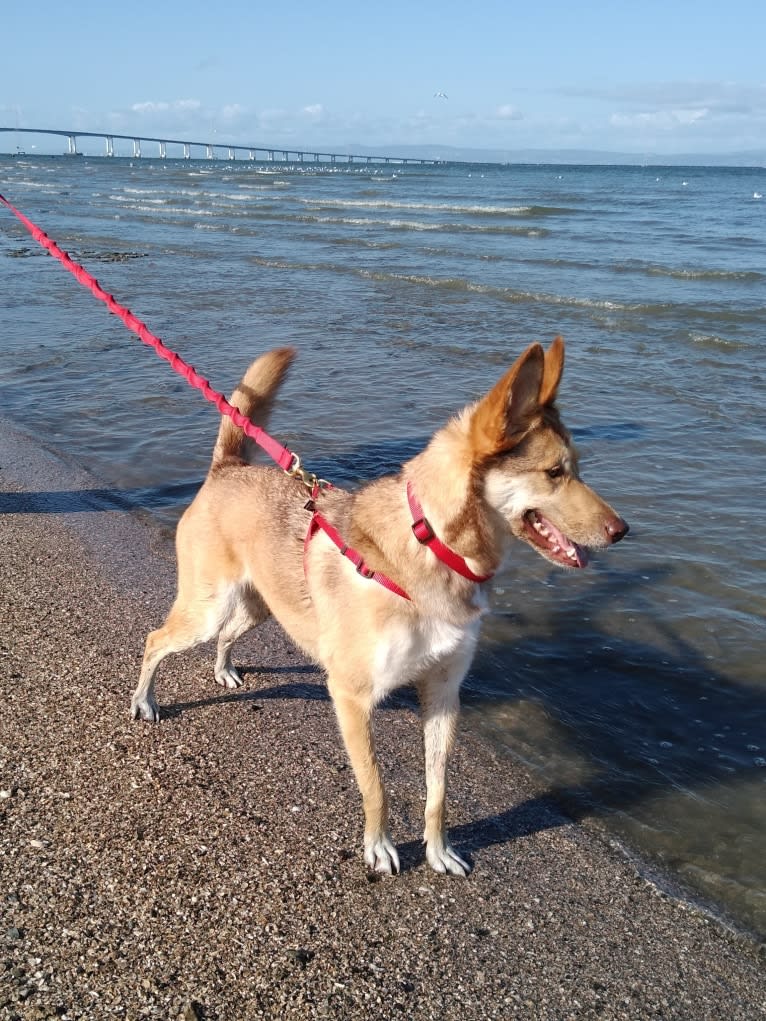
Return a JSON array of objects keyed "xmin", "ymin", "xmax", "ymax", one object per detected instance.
[{"xmin": 605, "ymin": 516, "xmax": 629, "ymax": 544}]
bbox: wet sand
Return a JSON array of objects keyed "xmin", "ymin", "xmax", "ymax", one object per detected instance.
[{"xmin": 1, "ymin": 421, "xmax": 764, "ymax": 1020}]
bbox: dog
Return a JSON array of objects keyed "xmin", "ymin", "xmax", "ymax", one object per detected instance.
[{"xmin": 131, "ymin": 337, "xmax": 628, "ymax": 875}]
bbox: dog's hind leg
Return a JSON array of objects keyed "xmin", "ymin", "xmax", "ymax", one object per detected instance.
[
  {"xmin": 417, "ymin": 667, "xmax": 471, "ymax": 876},
  {"xmin": 131, "ymin": 586, "xmax": 242, "ymax": 723},
  {"xmin": 214, "ymin": 590, "xmax": 269, "ymax": 690},
  {"xmin": 328, "ymin": 683, "xmax": 400, "ymax": 875}
]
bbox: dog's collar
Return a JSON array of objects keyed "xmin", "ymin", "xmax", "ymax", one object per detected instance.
[{"xmin": 407, "ymin": 482, "xmax": 494, "ymax": 584}]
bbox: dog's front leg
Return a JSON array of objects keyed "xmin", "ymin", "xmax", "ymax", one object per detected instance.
[
  {"xmin": 417, "ymin": 667, "xmax": 471, "ymax": 876},
  {"xmin": 328, "ymin": 684, "xmax": 399, "ymax": 875}
]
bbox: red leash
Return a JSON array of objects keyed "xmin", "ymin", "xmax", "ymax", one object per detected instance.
[
  {"xmin": 1, "ymin": 192, "xmax": 491, "ymax": 600},
  {"xmin": 0, "ymin": 191, "xmax": 411, "ymax": 595},
  {"xmin": 0, "ymin": 192, "xmax": 295, "ymax": 472}
]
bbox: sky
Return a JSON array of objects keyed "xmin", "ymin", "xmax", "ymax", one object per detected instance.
[{"xmin": 2, "ymin": 0, "xmax": 765, "ymax": 158}]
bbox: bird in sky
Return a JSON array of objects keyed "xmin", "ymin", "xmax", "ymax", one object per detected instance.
[{"xmin": 434, "ymin": 91, "xmax": 448, "ymax": 99}]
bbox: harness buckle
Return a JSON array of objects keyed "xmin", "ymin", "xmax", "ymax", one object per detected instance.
[
  {"xmin": 356, "ymin": 562, "xmax": 375, "ymax": 579},
  {"xmin": 411, "ymin": 516, "xmax": 435, "ymax": 545}
]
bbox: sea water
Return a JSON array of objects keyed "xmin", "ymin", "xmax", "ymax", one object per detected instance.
[{"xmin": 1, "ymin": 155, "xmax": 764, "ymax": 938}]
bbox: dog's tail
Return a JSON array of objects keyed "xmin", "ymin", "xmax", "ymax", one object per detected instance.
[{"xmin": 211, "ymin": 346, "xmax": 296, "ymax": 468}]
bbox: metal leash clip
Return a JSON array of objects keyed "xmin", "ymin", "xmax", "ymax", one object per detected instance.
[{"xmin": 285, "ymin": 453, "xmax": 329, "ymax": 495}]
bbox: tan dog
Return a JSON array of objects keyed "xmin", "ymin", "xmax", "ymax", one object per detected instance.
[{"xmin": 131, "ymin": 338, "xmax": 628, "ymax": 875}]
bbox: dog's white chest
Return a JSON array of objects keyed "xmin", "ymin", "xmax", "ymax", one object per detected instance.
[{"xmin": 372, "ymin": 616, "xmax": 480, "ymax": 701}]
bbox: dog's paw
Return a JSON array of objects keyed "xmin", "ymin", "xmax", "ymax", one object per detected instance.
[
  {"xmin": 214, "ymin": 665, "xmax": 244, "ymax": 690},
  {"xmin": 364, "ymin": 834, "xmax": 400, "ymax": 875},
  {"xmin": 131, "ymin": 695, "xmax": 160, "ymax": 723},
  {"xmin": 426, "ymin": 841, "xmax": 471, "ymax": 877}
]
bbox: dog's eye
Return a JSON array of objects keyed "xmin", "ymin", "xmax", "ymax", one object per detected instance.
[{"xmin": 546, "ymin": 465, "xmax": 564, "ymax": 479}]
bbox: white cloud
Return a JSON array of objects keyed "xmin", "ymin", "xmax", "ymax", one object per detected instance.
[
  {"xmin": 302, "ymin": 104, "xmax": 324, "ymax": 118},
  {"xmin": 496, "ymin": 104, "xmax": 523, "ymax": 121},
  {"xmin": 544, "ymin": 79, "xmax": 766, "ymax": 152},
  {"xmin": 221, "ymin": 104, "xmax": 245, "ymax": 121},
  {"xmin": 616, "ymin": 82, "xmax": 761, "ymax": 112},
  {"xmin": 131, "ymin": 101, "xmax": 168, "ymax": 114},
  {"xmin": 131, "ymin": 99, "xmax": 201, "ymax": 115},
  {"xmin": 610, "ymin": 108, "xmax": 710, "ymax": 130}
]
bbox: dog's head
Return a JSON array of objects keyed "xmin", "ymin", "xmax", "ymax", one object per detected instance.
[{"xmin": 469, "ymin": 338, "xmax": 628, "ymax": 569}]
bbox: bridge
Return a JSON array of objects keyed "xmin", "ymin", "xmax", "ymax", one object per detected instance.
[{"xmin": 0, "ymin": 127, "xmax": 441, "ymax": 166}]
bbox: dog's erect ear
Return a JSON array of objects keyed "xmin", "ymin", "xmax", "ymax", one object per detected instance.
[
  {"xmin": 539, "ymin": 335, "xmax": 565, "ymax": 406},
  {"xmin": 470, "ymin": 343, "xmax": 545, "ymax": 455}
]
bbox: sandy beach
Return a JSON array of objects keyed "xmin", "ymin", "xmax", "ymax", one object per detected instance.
[{"xmin": 1, "ymin": 420, "xmax": 764, "ymax": 1021}]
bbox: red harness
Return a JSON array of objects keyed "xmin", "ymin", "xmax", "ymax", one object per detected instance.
[
  {"xmin": 406, "ymin": 482, "xmax": 494, "ymax": 585},
  {"xmin": 304, "ymin": 495, "xmax": 411, "ymax": 600},
  {"xmin": 303, "ymin": 481, "xmax": 493, "ymax": 602}
]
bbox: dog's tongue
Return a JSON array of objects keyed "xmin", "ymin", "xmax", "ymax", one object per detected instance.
[{"xmin": 532, "ymin": 512, "xmax": 589, "ymax": 568}]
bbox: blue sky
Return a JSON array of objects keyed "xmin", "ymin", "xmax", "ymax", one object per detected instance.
[{"xmin": 2, "ymin": 0, "xmax": 765, "ymax": 156}]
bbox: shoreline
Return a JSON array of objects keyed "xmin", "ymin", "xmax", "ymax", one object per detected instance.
[{"xmin": 1, "ymin": 420, "xmax": 764, "ymax": 1019}]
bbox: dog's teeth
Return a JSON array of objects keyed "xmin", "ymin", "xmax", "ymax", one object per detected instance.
[
  {"xmin": 566, "ymin": 548, "xmax": 577, "ymax": 560},
  {"xmin": 551, "ymin": 544, "xmax": 561, "ymax": 554}
]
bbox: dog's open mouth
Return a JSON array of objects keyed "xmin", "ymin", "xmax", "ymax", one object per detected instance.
[{"xmin": 523, "ymin": 510, "xmax": 589, "ymax": 568}]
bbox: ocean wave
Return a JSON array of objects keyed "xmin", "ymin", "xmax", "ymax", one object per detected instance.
[
  {"xmin": 284, "ymin": 212, "xmax": 548, "ymax": 236},
  {"xmin": 614, "ymin": 262, "xmax": 763, "ymax": 283},
  {"xmin": 689, "ymin": 332, "xmax": 752, "ymax": 351},
  {"xmin": 104, "ymin": 200, "xmax": 543, "ymax": 233},
  {"xmin": 109, "ymin": 194, "xmax": 169, "ymax": 206},
  {"xmin": 103, "ymin": 189, "xmax": 567, "ymax": 226},
  {"xmin": 244, "ymin": 257, "xmax": 648, "ymax": 313},
  {"xmin": 104, "ymin": 199, "xmax": 221, "ymax": 217},
  {"xmin": 122, "ymin": 187, "xmax": 199, "ymax": 197},
  {"xmin": 236, "ymin": 181, "xmax": 291, "ymax": 190},
  {"xmin": 199, "ymin": 190, "xmax": 273, "ymax": 204},
  {"xmin": 356, "ymin": 271, "xmax": 632, "ymax": 311},
  {"xmin": 325, "ymin": 236, "xmax": 402, "ymax": 251},
  {"xmin": 243, "ymin": 256, "xmax": 764, "ymax": 327},
  {"xmin": 114, "ymin": 189, "xmax": 273, "ymax": 206},
  {"xmin": 296, "ymin": 197, "xmax": 573, "ymax": 217},
  {"xmin": 6, "ymin": 180, "xmax": 60, "ymax": 192}
]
